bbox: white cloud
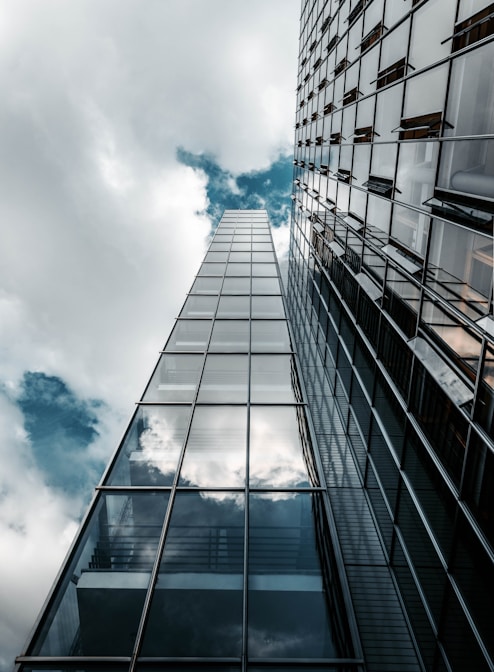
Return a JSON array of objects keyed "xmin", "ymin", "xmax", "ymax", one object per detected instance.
[
  {"xmin": 0, "ymin": 394, "xmax": 80, "ymax": 670},
  {"xmin": 0, "ymin": 1, "xmax": 299, "ymax": 667}
]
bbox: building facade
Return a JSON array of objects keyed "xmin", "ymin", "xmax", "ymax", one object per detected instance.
[
  {"xmin": 15, "ymin": 1, "xmax": 494, "ymax": 671},
  {"xmin": 15, "ymin": 211, "xmax": 363, "ymax": 671},
  {"xmin": 288, "ymin": 0, "xmax": 493, "ymax": 670}
]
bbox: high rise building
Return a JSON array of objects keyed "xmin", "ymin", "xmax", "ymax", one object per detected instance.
[
  {"xmin": 15, "ymin": 1, "xmax": 494, "ymax": 671},
  {"xmin": 288, "ymin": 0, "xmax": 493, "ymax": 670},
  {"xmin": 15, "ymin": 210, "xmax": 363, "ymax": 671}
]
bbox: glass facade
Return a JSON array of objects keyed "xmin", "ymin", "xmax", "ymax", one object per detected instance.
[
  {"xmin": 15, "ymin": 2, "xmax": 494, "ymax": 671},
  {"xmin": 15, "ymin": 212, "xmax": 360, "ymax": 672},
  {"xmin": 290, "ymin": 1, "xmax": 494, "ymax": 670}
]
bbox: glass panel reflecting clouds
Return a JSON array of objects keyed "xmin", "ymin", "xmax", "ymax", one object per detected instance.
[
  {"xmin": 179, "ymin": 406, "xmax": 246, "ymax": 487},
  {"xmin": 142, "ymin": 354, "xmax": 203, "ymax": 402},
  {"xmin": 141, "ymin": 491, "xmax": 244, "ymax": 657},
  {"xmin": 31, "ymin": 493, "xmax": 169, "ymax": 657},
  {"xmin": 107, "ymin": 406, "xmax": 191, "ymax": 486},
  {"xmin": 249, "ymin": 406, "xmax": 314, "ymax": 488}
]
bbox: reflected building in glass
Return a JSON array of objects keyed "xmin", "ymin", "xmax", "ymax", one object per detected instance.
[
  {"xmin": 289, "ymin": 0, "xmax": 494, "ymax": 670},
  {"xmin": 15, "ymin": 211, "xmax": 362, "ymax": 672}
]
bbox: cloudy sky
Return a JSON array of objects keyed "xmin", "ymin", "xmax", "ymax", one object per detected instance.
[{"xmin": 0, "ymin": 1, "xmax": 299, "ymax": 667}]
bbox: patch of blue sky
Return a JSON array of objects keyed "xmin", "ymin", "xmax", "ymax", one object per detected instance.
[
  {"xmin": 177, "ymin": 148, "xmax": 293, "ymax": 228},
  {"xmin": 17, "ymin": 372, "xmax": 106, "ymax": 497}
]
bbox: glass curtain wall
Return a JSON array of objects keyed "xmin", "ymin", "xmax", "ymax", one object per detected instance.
[
  {"xmin": 291, "ymin": 1, "xmax": 494, "ymax": 670},
  {"xmin": 16, "ymin": 211, "xmax": 359, "ymax": 672}
]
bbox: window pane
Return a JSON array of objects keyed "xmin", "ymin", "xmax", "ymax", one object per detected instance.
[
  {"xmin": 252, "ymin": 263, "xmax": 278, "ymax": 277},
  {"xmin": 179, "ymin": 406, "xmax": 247, "ymax": 486},
  {"xmin": 197, "ymin": 354, "xmax": 249, "ymax": 403},
  {"xmin": 251, "ymin": 320, "xmax": 291, "ymax": 352},
  {"xmin": 191, "ymin": 276, "xmax": 222, "ymax": 294},
  {"xmin": 222, "ymin": 277, "xmax": 251, "ymax": 294},
  {"xmin": 250, "ymin": 355, "xmax": 297, "ymax": 403},
  {"xmin": 427, "ymin": 219, "xmax": 492, "ymax": 319},
  {"xmin": 210, "ymin": 320, "xmax": 250, "ymax": 352},
  {"xmin": 165, "ymin": 320, "xmax": 212, "ymax": 351},
  {"xmin": 180, "ymin": 295, "xmax": 218, "ymax": 318},
  {"xmin": 249, "ymin": 406, "xmax": 315, "ymax": 487},
  {"xmin": 198, "ymin": 263, "xmax": 226, "ymax": 276},
  {"xmin": 251, "ymin": 295, "xmax": 285, "ymax": 318},
  {"xmin": 252, "ymin": 277, "xmax": 281, "ymax": 294},
  {"xmin": 107, "ymin": 406, "xmax": 191, "ymax": 486},
  {"xmin": 205, "ymin": 251, "xmax": 228, "ymax": 262},
  {"xmin": 31, "ymin": 492, "xmax": 169, "ymax": 657},
  {"xmin": 141, "ymin": 492, "xmax": 244, "ymax": 657},
  {"xmin": 226, "ymin": 263, "xmax": 251, "ymax": 276},
  {"xmin": 248, "ymin": 493, "xmax": 339, "ymax": 658},
  {"xmin": 252, "ymin": 251, "xmax": 275, "ymax": 262},
  {"xmin": 252, "ymin": 243, "xmax": 273, "ymax": 252},
  {"xmin": 229, "ymin": 251, "xmax": 251, "ymax": 262},
  {"xmin": 142, "ymin": 354, "xmax": 203, "ymax": 402},
  {"xmin": 231, "ymin": 242, "xmax": 252, "ymax": 251},
  {"xmin": 217, "ymin": 295, "xmax": 251, "ymax": 318}
]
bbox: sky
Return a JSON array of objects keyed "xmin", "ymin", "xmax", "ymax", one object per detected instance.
[{"xmin": 0, "ymin": 1, "xmax": 299, "ymax": 668}]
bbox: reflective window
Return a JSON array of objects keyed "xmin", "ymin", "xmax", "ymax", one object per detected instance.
[
  {"xmin": 409, "ymin": 0, "xmax": 454, "ymax": 69},
  {"xmin": 252, "ymin": 277, "xmax": 281, "ymax": 294},
  {"xmin": 226, "ymin": 262, "xmax": 251, "ymax": 276},
  {"xmin": 403, "ymin": 65, "xmax": 448, "ymax": 119},
  {"xmin": 252, "ymin": 251, "xmax": 275, "ymax": 262},
  {"xmin": 222, "ymin": 277, "xmax": 251, "ymax": 294},
  {"xmin": 107, "ymin": 406, "xmax": 191, "ymax": 486},
  {"xmin": 391, "ymin": 205, "xmax": 430, "ymax": 258},
  {"xmin": 209, "ymin": 242, "xmax": 230, "ymax": 252},
  {"xmin": 249, "ymin": 406, "xmax": 315, "ymax": 487},
  {"xmin": 252, "ymin": 263, "xmax": 278, "ymax": 277},
  {"xmin": 251, "ymin": 295, "xmax": 285, "ymax": 318},
  {"xmin": 427, "ymin": 219, "xmax": 492, "ymax": 319},
  {"xmin": 191, "ymin": 276, "xmax": 222, "ymax": 294},
  {"xmin": 231, "ymin": 242, "xmax": 252, "ymax": 251},
  {"xmin": 165, "ymin": 320, "xmax": 212, "ymax": 351},
  {"xmin": 248, "ymin": 494, "xmax": 338, "ymax": 658},
  {"xmin": 396, "ymin": 142, "xmax": 438, "ymax": 209},
  {"xmin": 438, "ymin": 138, "xmax": 494, "ymax": 202},
  {"xmin": 197, "ymin": 354, "xmax": 249, "ymax": 403},
  {"xmin": 30, "ymin": 493, "xmax": 169, "ymax": 657},
  {"xmin": 251, "ymin": 320, "xmax": 291, "ymax": 352},
  {"xmin": 210, "ymin": 320, "xmax": 250, "ymax": 352},
  {"xmin": 198, "ymin": 263, "xmax": 226, "ymax": 276},
  {"xmin": 252, "ymin": 242, "xmax": 273, "ymax": 252},
  {"xmin": 250, "ymin": 355, "xmax": 297, "ymax": 403},
  {"xmin": 205, "ymin": 251, "xmax": 228, "ymax": 263},
  {"xmin": 180, "ymin": 295, "xmax": 218, "ymax": 318},
  {"xmin": 229, "ymin": 251, "xmax": 251, "ymax": 262},
  {"xmin": 141, "ymin": 492, "xmax": 244, "ymax": 657},
  {"xmin": 142, "ymin": 354, "xmax": 203, "ymax": 402},
  {"xmin": 445, "ymin": 42, "xmax": 494, "ymax": 136},
  {"xmin": 217, "ymin": 295, "xmax": 250, "ymax": 318},
  {"xmin": 179, "ymin": 406, "xmax": 247, "ymax": 486}
]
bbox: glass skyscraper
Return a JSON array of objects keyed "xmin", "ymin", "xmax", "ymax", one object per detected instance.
[
  {"xmin": 15, "ymin": 1, "xmax": 494, "ymax": 671},
  {"xmin": 289, "ymin": 0, "xmax": 493, "ymax": 670}
]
